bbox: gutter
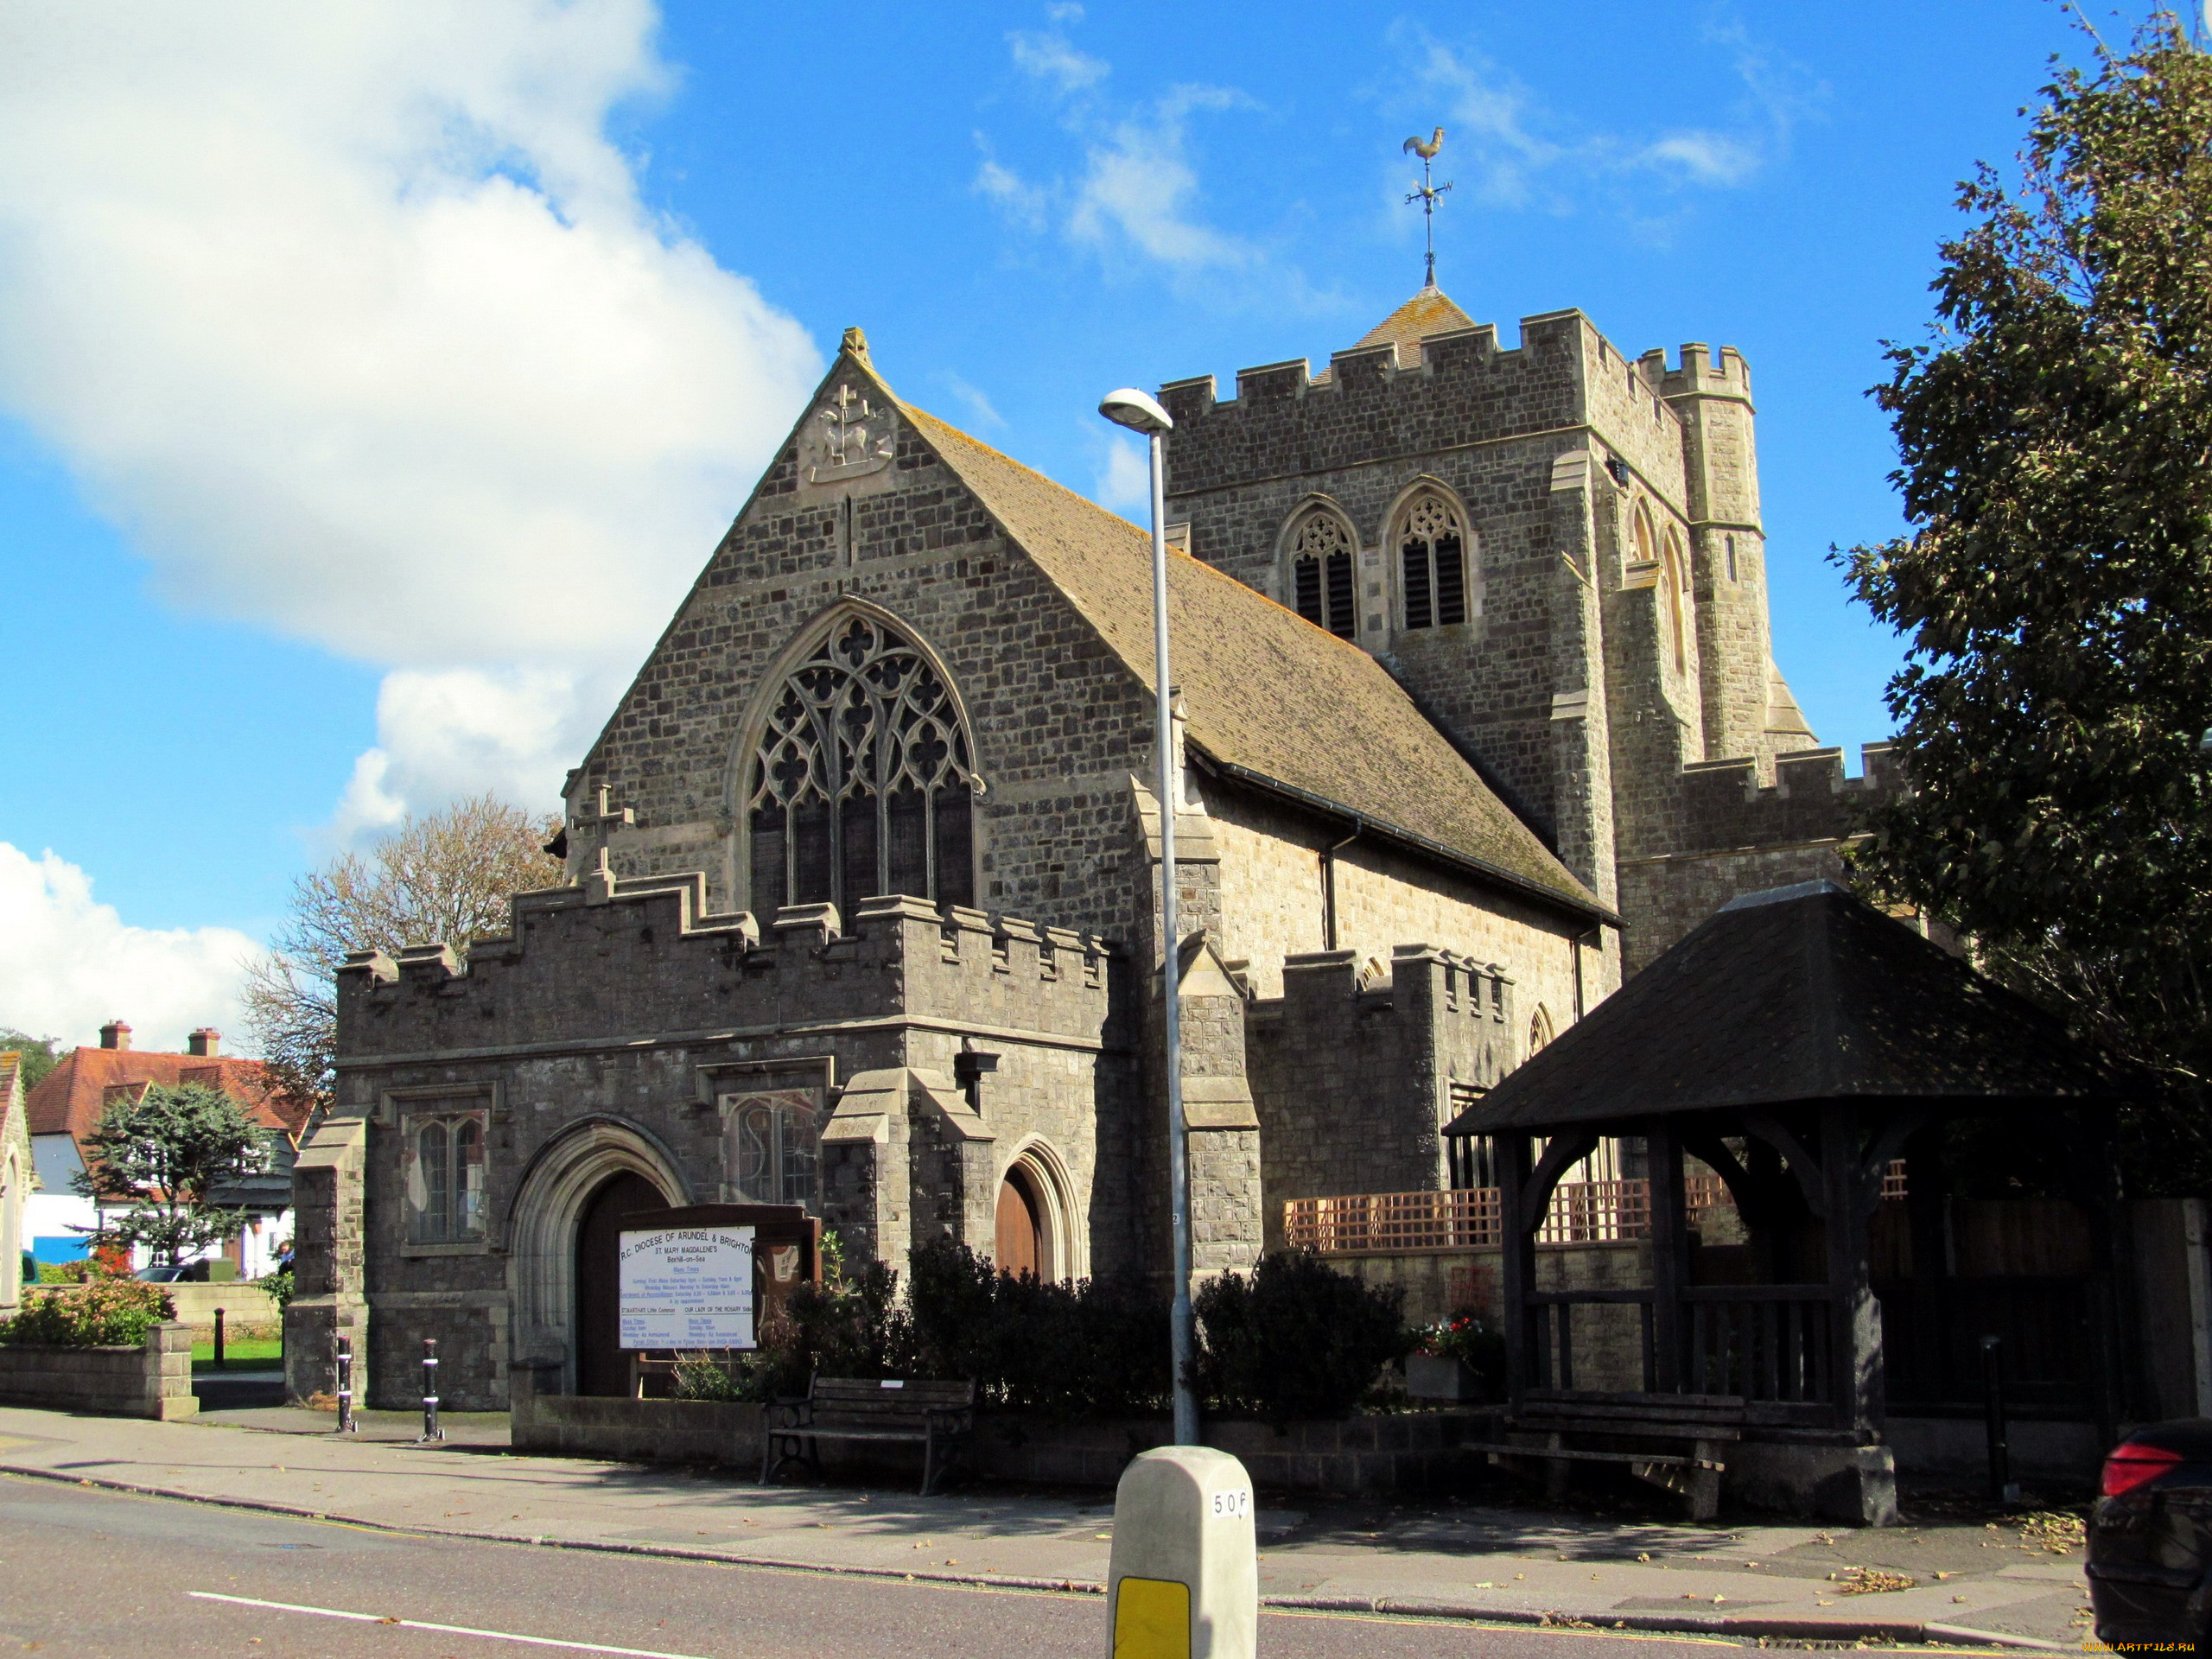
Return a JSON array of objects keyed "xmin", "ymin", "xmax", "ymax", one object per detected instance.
[{"xmin": 1196, "ymin": 753, "xmax": 1623, "ymax": 930}]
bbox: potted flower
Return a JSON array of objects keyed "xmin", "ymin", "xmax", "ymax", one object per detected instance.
[{"xmin": 1406, "ymin": 1311, "xmax": 1505, "ymax": 1402}]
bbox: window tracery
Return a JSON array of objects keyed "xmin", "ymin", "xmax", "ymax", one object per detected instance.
[
  {"xmin": 1662, "ymin": 530, "xmax": 1689, "ymax": 675},
  {"xmin": 1399, "ymin": 493, "xmax": 1468, "ymax": 630},
  {"xmin": 747, "ymin": 615, "xmax": 976, "ymax": 914},
  {"xmin": 1288, "ymin": 511, "xmax": 1357, "ymax": 639}
]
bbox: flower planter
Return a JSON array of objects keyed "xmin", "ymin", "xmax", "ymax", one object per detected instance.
[{"xmin": 1405, "ymin": 1353, "xmax": 1481, "ymax": 1402}]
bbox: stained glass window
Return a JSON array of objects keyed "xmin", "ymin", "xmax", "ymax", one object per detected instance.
[{"xmin": 747, "ymin": 616, "xmax": 976, "ymax": 914}]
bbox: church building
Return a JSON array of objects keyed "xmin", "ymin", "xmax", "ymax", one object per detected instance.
[{"xmin": 288, "ymin": 289, "xmax": 1887, "ymax": 1410}]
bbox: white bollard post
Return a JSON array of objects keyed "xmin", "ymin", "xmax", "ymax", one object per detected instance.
[{"xmin": 1107, "ymin": 1446, "xmax": 1256, "ymax": 1659}]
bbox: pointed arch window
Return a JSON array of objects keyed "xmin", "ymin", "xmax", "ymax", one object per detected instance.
[
  {"xmin": 1662, "ymin": 530, "xmax": 1689, "ymax": 675},
  {"xmin": 1288, "ymin": 511, "xmax": 1357, "ymax": 639},
  {"xmin": 1399, "ymin": 494, "xmax": 1468, "ymax": 630},
  {"xmin": 747, "ymin": 615, "xmax": 976, "ymax": 914}
]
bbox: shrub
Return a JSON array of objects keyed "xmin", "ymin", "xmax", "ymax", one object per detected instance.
[
  {"xmin": 905, "ymin": 1236, "xmax": 1171, "ymax": 1415},
  {"xmin": 669, "ymin": 1351, "xmax": 748, "ymax": 1402},
  {"xmin": 1193, "ymin": 1252, "xmax": 1411, "ymax": 1422},
  {"xmin": 2, "ymin": 1280, "xmax": 175, "ymax": 1347}
]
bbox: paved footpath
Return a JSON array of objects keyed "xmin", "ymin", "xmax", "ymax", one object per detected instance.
[{"xmin": 0, "ymin": 1404, "xmax": 2092, "ymax": 1649}]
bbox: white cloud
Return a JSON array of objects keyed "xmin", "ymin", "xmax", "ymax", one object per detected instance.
[
  {"xmin": 1395, "ymin": 20, "xmax": 1822, "ymax": 219},
  {"xmin": 938, "ymin": 372, "xmax": 1007, "ymax": 433},
  {"xmin": 0, "ymin": 845, "xmax": 257, "ymax": 1052},
  {"xmin": 1094, "ymin": 433, "xmax": 1151, "ymax": 518},
  {"xmin": 978, "ymin": 20, "xmax": 1260, "ymax": 276},
  {"xmin": 0, "ymin": 2, "xmax": 824, "ymax": 834}
]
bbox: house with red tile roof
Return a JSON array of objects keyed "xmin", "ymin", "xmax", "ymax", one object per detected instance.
[{"xmin": 21, "ymin": 1020, "xmax": 308, "ymax": 1279}]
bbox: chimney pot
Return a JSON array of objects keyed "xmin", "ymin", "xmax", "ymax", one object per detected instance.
[
  {"xmin": 99, "ymin": 1020, "xmax": 131, "ymax": 1052},
  {"xmin": 188, "ymin": 1028, "xmax": 219, "ymax": 1058}
]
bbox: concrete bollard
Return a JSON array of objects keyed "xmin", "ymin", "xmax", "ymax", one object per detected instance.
[{"xmin": 1107, "ymin": 1446, "xmax": 1256, "ymax": 1659}]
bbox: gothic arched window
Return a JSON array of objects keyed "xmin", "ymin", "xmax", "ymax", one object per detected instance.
[
  {"xmin": 1662, "ymin": 529, "xmax": 1690, "ymax": 675},
  {"xmin": 1288, "ymin": 511, "xmax": 1357, "ymax": 639},
  {"xmin": 1398, "ymin": 493, "xmax": 1468, "ymax": 630},
  {"xmin": 747, "ymin": 615, "xmax": 976, "ymax": 914}
]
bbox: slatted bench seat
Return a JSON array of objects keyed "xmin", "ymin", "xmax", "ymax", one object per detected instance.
[
  {"xmin": 1468, "ymin": 1391, "xmax": 1746, "ymax": 1519},
  {"xmin": 760, "ymin": 1375, "xmax": 976, "ymax": 1496}
]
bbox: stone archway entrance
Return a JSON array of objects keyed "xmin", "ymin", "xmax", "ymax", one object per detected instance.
[{"xmin": 573, "ymin": 1170, "xmax": 669, "ymax": 1397}]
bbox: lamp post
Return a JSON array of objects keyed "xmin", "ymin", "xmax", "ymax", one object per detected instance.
[{"xmin": 1098, "ymin": 385, "xmax": 1198, "ymax": 1446}]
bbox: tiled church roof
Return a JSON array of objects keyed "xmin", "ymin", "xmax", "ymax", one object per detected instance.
[
  {"xmin": 1447, "ymin": 881, "xmax": 2134, "ymax": 1135},
  {"xmin": 894, "ymin": 393, "xmax": 1605, "ymax": 919},
  {"xmin": 1351, "ymin": 284, "xmax": 1479, "ymax": 367}
]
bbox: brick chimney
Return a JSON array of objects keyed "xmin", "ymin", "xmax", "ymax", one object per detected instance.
[
  {"xmin": 99, "ymin": 1020, "xmax": 131, "ymax": 1052},
  {"xmin": 187, "ymin": 1028, "xmax": 219, "ymax": 1058}
]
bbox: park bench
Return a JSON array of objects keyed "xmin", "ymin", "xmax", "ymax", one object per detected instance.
[
  {"xmin": 1466, "ymin": 1390, "xmax": 1743, "ymax": 1520},
  {"xmin": 760, "ymin": 1375, "xmax": 976, "ymax": 1496}
]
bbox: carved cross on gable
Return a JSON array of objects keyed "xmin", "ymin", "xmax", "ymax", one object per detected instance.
[{"xmin": 577, "ymin": 785, "xmax": 633, "ymax": 838}]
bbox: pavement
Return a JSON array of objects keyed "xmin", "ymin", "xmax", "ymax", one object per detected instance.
[{"xmin": 0, "ymin": 1401, "xmax": 2094, "ymax": 1649}]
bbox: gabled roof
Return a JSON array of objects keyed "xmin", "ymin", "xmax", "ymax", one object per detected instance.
[
  {"xmin": 28, "ymin": 1048, "xmax": 310, "ymax": 1152},
  {"xmin": 1448, "ymin": 881, "xmax": 2134, "ymax": 1135},
  {"xmin": 891, "ymin": 383, "xmax": 1602, "ymax": 918},
  {"xmin": 1351, "ymin": 284, "xmax": 1479, "ymax": 367}
]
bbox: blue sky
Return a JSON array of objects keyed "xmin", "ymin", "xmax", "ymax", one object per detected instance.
[{"xmin": 0, "ymin": 1, "xmax": 2105, "ymax": 1046}]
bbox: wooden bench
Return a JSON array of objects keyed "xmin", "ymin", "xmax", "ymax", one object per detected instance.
[
  {"xmin": 1468, "ymin": 1392, "xmax": 1746, "ymax": 1520},
  {"xmin": 760, "ymin": 1375, "xmax": 976, "ymax": 1496}
]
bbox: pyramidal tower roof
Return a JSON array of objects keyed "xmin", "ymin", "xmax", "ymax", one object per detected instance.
[{"xmin": 1351, "ymin": 284, "xmax": 1478, "ymax": 367}]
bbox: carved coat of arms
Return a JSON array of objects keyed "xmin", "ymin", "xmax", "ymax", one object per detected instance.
[{"xmin": 800, "ymin": 383, "xmax": 895, "ymax": 484}]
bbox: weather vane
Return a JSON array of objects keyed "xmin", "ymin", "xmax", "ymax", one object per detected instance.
[{"xmin": 1403, "ymin": 127, "xmax": 1451, "ymax": 289}]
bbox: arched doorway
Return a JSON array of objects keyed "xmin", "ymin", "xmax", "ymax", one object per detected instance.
[
  {"xmin": 573, "ymin": 1170, "xmax": 669, "ymax": 1397},
  {"xmin": 995, "ymin": 1166, "xmax": 1045, "ymax": 1281}
]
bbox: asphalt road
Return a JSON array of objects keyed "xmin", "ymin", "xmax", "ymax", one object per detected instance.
[{"xmin": 0, "ymin": 1474, "xmax": 1789, "ymax": 1658}]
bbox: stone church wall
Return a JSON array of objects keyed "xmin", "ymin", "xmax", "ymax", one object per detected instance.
[
  {"xmin": 1247, "ymin": 948, "xmax": 1518, "ymax": 1250},
  {"xmin": 316, "ymin": 874, "xmax": 1123, "ymax": 1410},
  {"xmin": 571, "ymin": 410, "xmax": 1161, "ymax": 949}
]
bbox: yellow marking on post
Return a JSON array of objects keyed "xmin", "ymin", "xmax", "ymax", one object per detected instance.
[{"xmin": 1113, "ymin": 1577, "xmax": 1191, "ymax": 1659}]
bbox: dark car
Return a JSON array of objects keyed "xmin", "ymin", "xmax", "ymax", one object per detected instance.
[{"xmin": 2088, "ymin": 1420, "xmax": 2212, "ymax": 1649}]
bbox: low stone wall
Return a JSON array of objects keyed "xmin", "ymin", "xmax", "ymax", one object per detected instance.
[
  {"xmin": 23, "ymin": 1282, "xmax": 279, "ymax": 1338},
  {"xmin": 0, "ymin": 1322, "xmax": 196, "ymax": 1420},
  {"xmin": 509, "ymin": 1370, "xmax": 1497, "ymax": 1495}
]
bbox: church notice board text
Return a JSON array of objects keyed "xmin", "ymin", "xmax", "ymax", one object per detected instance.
[{"xmin": 618, "ymin": 1225, "xmax": 754, "ymax": 1350}]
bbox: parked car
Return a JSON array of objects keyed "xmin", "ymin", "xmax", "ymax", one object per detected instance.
[
  {"xmin": 2088, "ymin": 1420, "xmax": 2212, "ymax": 1649},
  {"xmin": 134, "ymin": 1262, "xmax": 195, "ymax": 1282}
]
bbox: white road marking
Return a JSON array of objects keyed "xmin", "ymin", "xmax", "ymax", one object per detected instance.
[{"xmin": 186, "ymin": 1592, "xmax": 719, "ymax": 1658}]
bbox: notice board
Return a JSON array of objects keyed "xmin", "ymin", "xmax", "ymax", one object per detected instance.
[{"xmin": 617, "ymin": 1224, "xmax": 755, "ymax": 1351}]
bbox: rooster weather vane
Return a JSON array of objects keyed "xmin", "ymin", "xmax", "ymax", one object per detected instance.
[{"xmin": 1403, "ymin": 127, "xmax": 1451, "ymax": 289}]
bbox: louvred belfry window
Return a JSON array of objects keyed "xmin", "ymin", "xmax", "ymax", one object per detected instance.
[
  {"xmin": 1399, "ymin": 495, "xmax": 1468, "ymax": 630},
  {"xmin": 747, "ymin": 615, "xmax": 976, "ymax": 914},
  {"xmin": 1289, "ymin": 512, "xmax": 1357, "ymax": 639}
]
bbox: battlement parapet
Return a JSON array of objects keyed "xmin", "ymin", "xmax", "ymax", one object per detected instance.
[
  {"xmin": 1669, "ymin": 742, "xmax": 1899, "ymax": 857},
  {"xmin": 1656, "ymin": 341, "xmax": 1754, "ymax": 402},
  {"xmin": 1157, "ymin": 313, "xmax": 1586, "ymax": 499},
  {"xmin": 334, "ymin": 870, "xmax": 1116, "ymax": 1063}
]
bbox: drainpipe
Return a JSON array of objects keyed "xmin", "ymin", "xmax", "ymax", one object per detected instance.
[{"xmin": 1321, "ymin": 817, "xmax": 1363, "ymax": 951}]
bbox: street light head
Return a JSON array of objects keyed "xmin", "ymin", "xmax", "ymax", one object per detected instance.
[{"xmin": 1097, "ymin": 387, "xmax": 1173, "ymax": 436}]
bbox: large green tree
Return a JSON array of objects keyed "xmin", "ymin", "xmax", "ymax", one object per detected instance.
[
  {"xmin": 0, "ymin": 1030, "xmax": 63, "ymax": 1095},
  {"xmin": 1840, "ymin": 17, "xmax": 2212, "ymax": 1188},
  {"xmin": 75, "ymin": 1083, "xmax": 271, "ymax": 1267},
  {"xmin": 241, "ymin": 794, "xmax": 564, "ymax": 1112}
]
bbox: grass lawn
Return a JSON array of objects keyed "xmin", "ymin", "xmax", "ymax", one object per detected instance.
[{"xmin": 191, "ymin": 1336, "xmax": 283, "ymax": 1370}]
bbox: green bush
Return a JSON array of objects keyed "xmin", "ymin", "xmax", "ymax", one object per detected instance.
[
  {"xmin": 1193, "ymin": 1252, "xmax": 1411, "ymax": 1422},
  {"xmin": 2, "ymin": 1280, "xmax": 175, "ymax": 1347},
  {"xmin": 905, "ymin": 1236, "xmax": 1171, "ymax": 1414}
]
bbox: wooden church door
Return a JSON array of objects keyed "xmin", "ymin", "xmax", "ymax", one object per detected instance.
[
  {"xmin": 994, "ymin": 1169, "xmax": 1043, "ymax": 1280},
  {"xmin": 573, "ymin": 1171, "xmax": 667, "ymax": 1396}
]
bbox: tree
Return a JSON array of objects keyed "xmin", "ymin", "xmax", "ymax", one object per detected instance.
[
  {"xmin": 242, "ymin": 795, "xmax": 564, "ymax": 1112},
  {"xmin": 1838, "ymin": 16, "xmax": 2212, "ymax": 1189},
  {"xmin": 0, "ymin": 1030, "xmax": 63, "ymax": 1094},
  {"xmin": 75, "ymin": 1083, "xmax": 270, "ymax": 1267}
]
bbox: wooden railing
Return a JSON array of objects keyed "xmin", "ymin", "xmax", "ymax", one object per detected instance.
[{"xmin": 1284, "ymin": 1174, "xmax": 1739, "ymax": 1255}]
